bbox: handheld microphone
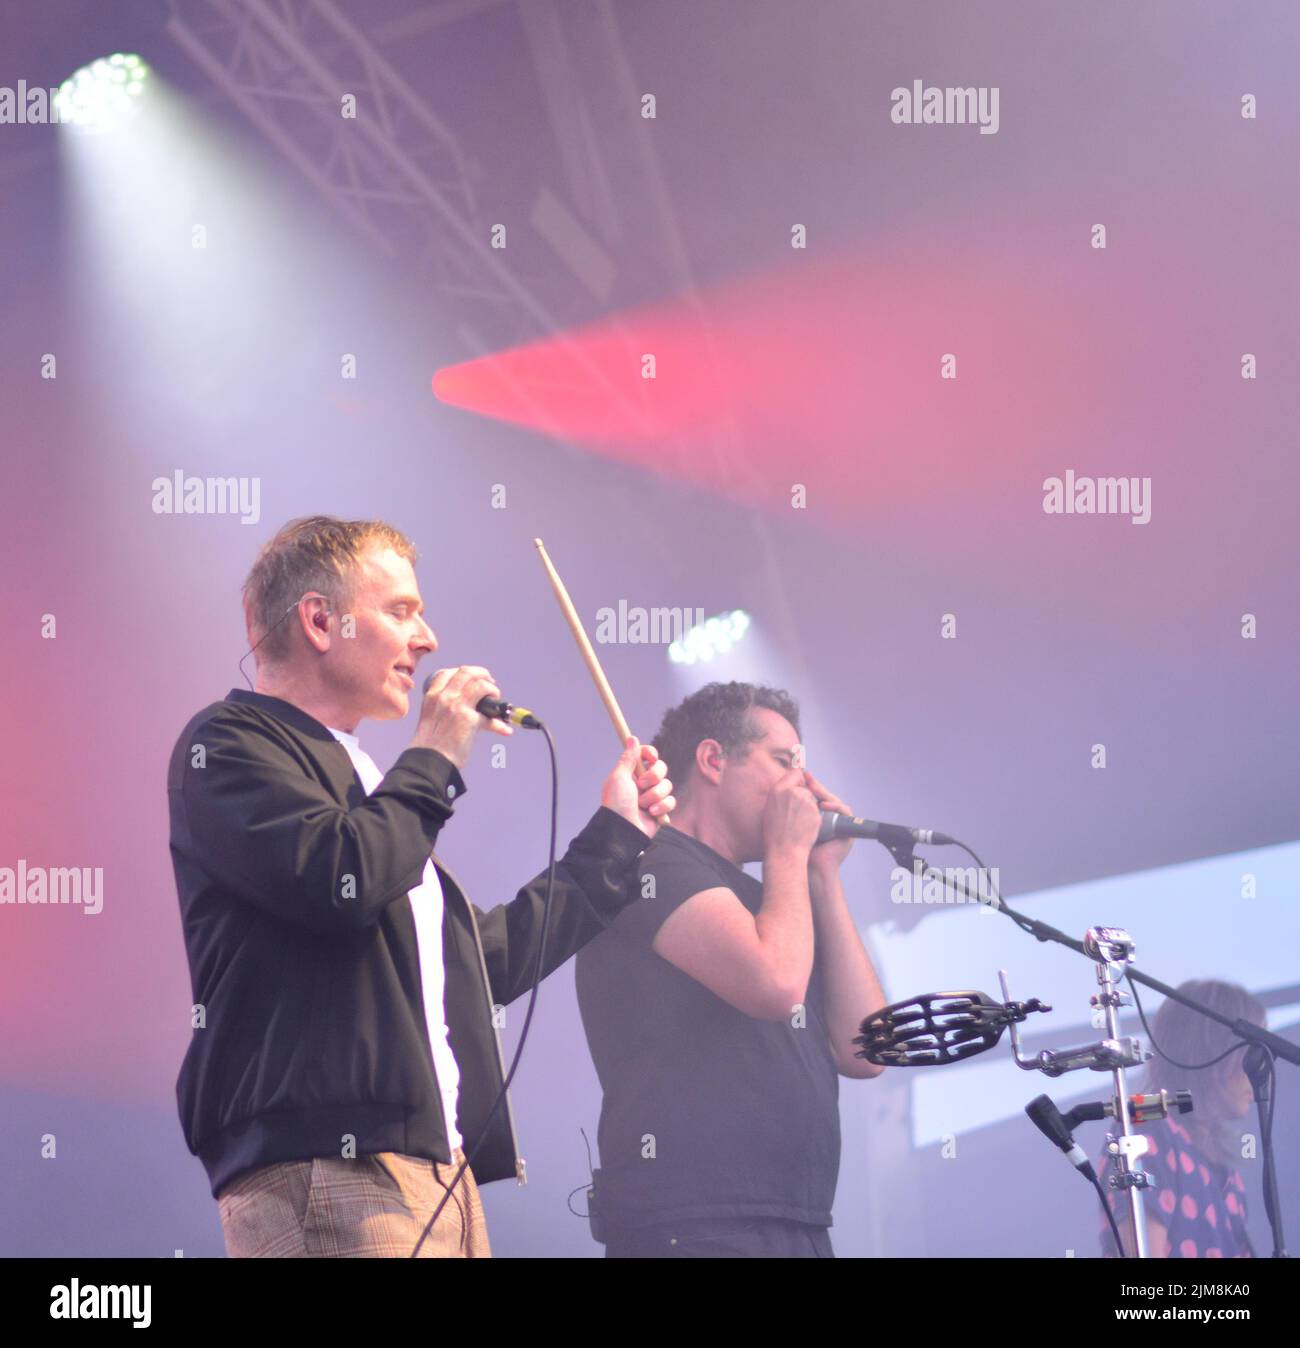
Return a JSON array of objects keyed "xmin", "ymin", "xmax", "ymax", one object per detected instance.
[
  {"xmin": 1026, "ymin": 1093, "xmax": 1097, "ymax": 1181},
  {"xmin": 816, "ymin": 812, "xmax": 954, "ymax": 848},
  {"xmin": 476, "ymin": 695, "xmax": 541, "ymax": 730},
  {"xmin": 420, "ymin": 675, "xmax": 542, "ymax": 729}
]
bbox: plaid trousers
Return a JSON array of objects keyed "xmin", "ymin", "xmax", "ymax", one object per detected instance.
[{"xmin": 216, "ymin": 1148, "xmax": 491, "ymax": 1258}]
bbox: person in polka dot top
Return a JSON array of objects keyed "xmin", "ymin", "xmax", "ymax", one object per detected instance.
[{"xmin": 1098, "ymin": 978, "xmax": 1265, "ymax": 1259}]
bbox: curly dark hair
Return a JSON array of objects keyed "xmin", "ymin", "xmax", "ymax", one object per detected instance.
[{"xmin": 652, "ymin": 681, "xmax": 801, "ymax": 796}]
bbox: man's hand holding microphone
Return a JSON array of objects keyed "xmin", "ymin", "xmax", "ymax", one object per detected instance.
[{"xmin": 412, "ymin": 666, "xmax": 674, "ymax": 838}]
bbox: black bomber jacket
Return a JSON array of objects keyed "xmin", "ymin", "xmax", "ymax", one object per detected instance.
[{"xmin": 167, "ymin": 688, "xmax": 648, "ymax": 1198}]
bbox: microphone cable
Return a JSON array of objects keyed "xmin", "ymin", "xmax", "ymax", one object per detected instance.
[
  {"xmin": 1125, "ymin": 973, "xmax": 1256, "ymax": 1073},
  {"xmin": 1095, "ymin": 1169, "xmax": 1130, "ymax": 1258},
  {"xmin": 409, "ymin": 717, "xmax": 560, "ymax": 1257}
]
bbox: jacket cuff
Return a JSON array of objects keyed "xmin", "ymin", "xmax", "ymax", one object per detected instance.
[
  {"xmin": 565, "ymin": 805, "xmax": 652, "ymax": 921},
  {"xmin": 390, "ymin": 746, "xmax": 468, "ymax": 806},
  {"xmin": 591, "ymin": 804, "xmax": 654, "ymax": 855}
]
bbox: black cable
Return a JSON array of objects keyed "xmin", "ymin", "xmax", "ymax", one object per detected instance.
[
  {"xmin": 1264, "ymin": 1052, "xmax": 1277, "ymax": 1160},
  {"xmin": 565, "ymin": 1181, "xmax": 590, "ymax": 1218},
  {"xmin": 565, "ymin": 1125, "xmax": 596, "ymax": 1219},
  {"xmin": 1256, "ymin": 1051, "xmax": 1282, "ymax": 1255},
  {"xmin": 1126, "ymin": 973, "xmax": 1248, "ymax": 1072},
  {"xmin": 1092, "ymin": 1171, "xmax": 1131, "ymax": 1258},
  {"xmin": 950, "ymin": 840, "xmax": 1039, "ymax": 939},
  {"xmin": 409, "ymin": 718, "xmax": 560, "ymax": 1257},
  {"xmin": 238, "ymin": 592, "xmax": 333, "ymax": 689}
]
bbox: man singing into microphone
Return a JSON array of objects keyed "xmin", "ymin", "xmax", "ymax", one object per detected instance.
[
  {"xmin": 167, "ymin": 515, "xmax": 673, "ymax": 1258},
  {"xmin": 575, "ymin": 681, "xmax": 887, "ymax": 1258}
]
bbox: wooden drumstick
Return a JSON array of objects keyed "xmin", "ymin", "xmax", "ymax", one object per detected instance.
[
  {"xmin": 534, "ymin": 538, "xmax": 669, "ymax": 822},
  {"xmin": 533, "ymin": 537, "xmax": 633, "ymax": 746}
]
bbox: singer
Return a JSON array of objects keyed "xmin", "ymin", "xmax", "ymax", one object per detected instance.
[
  {"xmin": 575, "ymin": 681, "xmax": 889, "ymax": 1257},
  {"xmin": 166, "ymin": 516, "xmax": 674, "ymax": 1258}
]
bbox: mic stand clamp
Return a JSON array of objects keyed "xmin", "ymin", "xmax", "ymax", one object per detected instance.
[
  {"xmin": 1000, "ymin": 931, "xmax": 1156, "ymax": 1258},
  {"xmin": 1038, "ymin": 1037, "xmax": 1146, "ymax": 1078}
]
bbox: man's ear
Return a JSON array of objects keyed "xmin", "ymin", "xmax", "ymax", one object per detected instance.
[
  {"xmin": 694, "ymin": 738, "xmax": 725, "ymax": 787},
  {"xmin": 299, "ymin": 595, "xmax": 334, "ymax": 653}
]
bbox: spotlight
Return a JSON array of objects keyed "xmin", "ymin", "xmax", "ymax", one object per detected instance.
[
  {"xmin": 668, "ymin": 609, "xmax": 752, "ymax": 665},
  {"xmin": 55, "ymin": 53, "xmax": 150, "ymax": 134}
]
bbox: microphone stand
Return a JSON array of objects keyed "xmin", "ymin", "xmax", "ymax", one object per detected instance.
[
  {"xmin": 999, "ymin": 945, "xmax": 1153, "ymax": 1257},
  {"xmin": 900, "ymin": 846, "xmax": 1298, "ymax": 1258},
  {"xmin": 1094, "ymin": 949, "xmax": 1150, "ymax": 1256}
]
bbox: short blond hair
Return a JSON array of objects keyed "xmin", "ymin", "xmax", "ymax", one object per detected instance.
[{"xmin": 242, "ymin": 515, "xmax": 417, "ymax": 664}]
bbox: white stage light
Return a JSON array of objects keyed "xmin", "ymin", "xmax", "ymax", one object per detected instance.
[
  {"xmin": 669, "ymin": 609, "xmax": 752, "ymax": 665},
  {"xmin": 56, "ymin": 53, "xmax": 150, "ymax": 134}
]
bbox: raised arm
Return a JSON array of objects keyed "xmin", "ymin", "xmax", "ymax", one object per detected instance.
[
  {"xmin": 802, "ymin": 771, "xmax": 887, "ymax": 1078},
  {"xmin": 651, "ymin": 768, "xmax": 819, "ymax": 1020},
  {"xmin": 474, "ymin": 738, "xmax": 675, "ymax": 1004}
]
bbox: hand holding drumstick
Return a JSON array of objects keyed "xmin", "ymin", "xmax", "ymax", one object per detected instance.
[{"xmin": 601, "ymin": 736, "xmax": 674, "ymax": 839}]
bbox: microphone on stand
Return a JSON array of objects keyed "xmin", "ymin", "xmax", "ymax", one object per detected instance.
[
  {"xmin": 816, "ymin": 812, "xmax": 955, "ymax": 848},
  {"xmin": 1026, "ymin": 1094, "xmax": 1097, "ymax": 1181}
]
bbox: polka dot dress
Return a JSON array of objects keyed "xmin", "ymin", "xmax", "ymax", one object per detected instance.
[{"xmin": 1098, "ymin": 1117, "xmax": 1252, "ymax": 1258}]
